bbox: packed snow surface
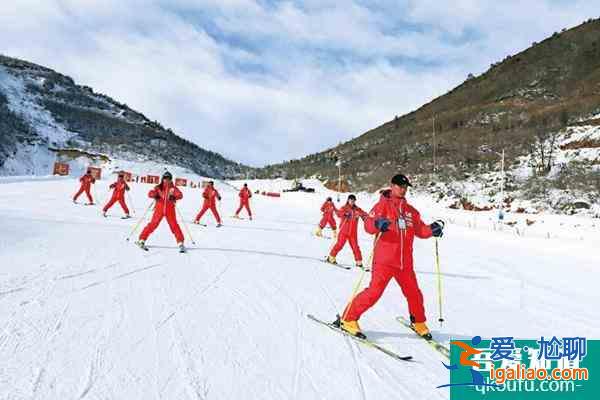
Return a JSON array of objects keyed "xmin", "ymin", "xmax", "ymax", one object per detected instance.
[{"xmin": 0, "ymin": 177, "xmax": 598, "ymax": 399}]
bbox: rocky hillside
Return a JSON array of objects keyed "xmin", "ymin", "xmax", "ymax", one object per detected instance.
[
  {"xmin": 0, "ymin": 55, "xmax": 250, "ymax": 178},
  {"xmin": 259, "ymin": 18, "xmax": 600, "ymax": 215}
]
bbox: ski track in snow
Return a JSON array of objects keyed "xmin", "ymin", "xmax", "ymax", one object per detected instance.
[{"xmin": 0, "ymin": 178, "xmax": 598, "ymax": 399}]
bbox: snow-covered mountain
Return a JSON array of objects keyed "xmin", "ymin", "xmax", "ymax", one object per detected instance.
[{"xmin": 0, "ymin": 55, "xmax": 251, "ymax": 178}]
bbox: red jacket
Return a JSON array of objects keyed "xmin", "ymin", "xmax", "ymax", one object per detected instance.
[
  {"xmin": 336, "ymin": 203, "xmax": 367, "ymax": 236},
  {"xmin": 79, "ymin": 174, "xmax": 95, "ymax": 189},
  {"xmin": 149, "ymin": 182, "xmax": 183, "ymax": 212},
  {"xmin": 239, "ymin": 187, "xmax": 252, "ymax": 201},
  {"xmin": 109, "ymin": 179, "xmax": 130, "ymax": 198},
  {"xmin": 202, "ymin": 186, "xmax": 221, "ymax": 206},
  {"xmin": 320, "ymin": 200, "xmax": 336, "ymax": 216},
  {"xmin": 364, "ymin": 190, "xmax": 432, "ymax": 269}
]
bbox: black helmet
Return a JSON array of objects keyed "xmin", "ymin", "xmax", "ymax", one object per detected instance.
[
  {"xmin": 348, "ymin": 194, "xmax": 356, "ymax": 201},
  {"xmin": 243, "ymin": 183, "xmax": 248, "ymax": 187},
  {"xmin": 391, "ymin": 174, "xmax": 412, "ymax": 187},
  {"xmin": 326, "ymin": 197, "xmax": 332, "ymax": 201},
  {"xmin": 162, "ymin": 171, "xmax": 173, "ymax": 180}
]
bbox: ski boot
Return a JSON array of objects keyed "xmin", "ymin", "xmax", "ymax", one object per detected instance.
[
  {"xmin": 178, "ymin": 242, "xmax": 186, "ymax": 253},
  {"xmin": 412, "ymin": 321, "xmax": 432, "ymax": 340},
  {"xmin": 122, "ymin": 214, "xmax": 131, "ymax": 219},
  {"xmin": 315, "ymin": 228, "xmax": 323, "ymax": 237},
  {"xmin": 249, "ymin": 216, "xmax": 253, "ymax": 221},
  {"xmin": 325, "ymin": 255, "xmax": 337, "ymax": 264},
  {"xmin": 102, "ymin": 211, "xmax": 107, "ymax": 218},
  {"xmin": 216, "ymin": 223, "xmax": 223, "ymax": 228},
  {"xmin": 232, "ymin": 214, "xmax": 240, "ymax": 219},
  {"xmin": 333, "ymin": 315, "xmax": 366, "ymax": 339},
  {"xmin": 332, "ymin": 229, "xmax": 337, "ymax": 239},
  {"xmin": 193, "ymin": 220, "xmax": 200, "ymax": 225},
  {"xmin": 135, "ymin": 240, "xmax": 149, "ymax": 251}
]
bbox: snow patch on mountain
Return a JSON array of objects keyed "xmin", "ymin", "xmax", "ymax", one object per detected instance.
[{"xmin": 0, "ymin": 66, "xmax": 76, "ymax": 145}]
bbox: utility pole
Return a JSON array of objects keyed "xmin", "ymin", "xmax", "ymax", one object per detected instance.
[
  {"xmin": 433, "ymin": 114, "xmax": 436, "ymax": 178},
  {"xmin": 499, "ymin": 148, "xmax": 505, "ymax": 221},
  {"xmin": 336, "ymin": 158, "xmax": 342, "ymax": 203}
]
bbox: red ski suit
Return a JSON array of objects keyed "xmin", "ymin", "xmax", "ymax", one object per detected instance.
[
  {"xmin": 139, "ymin": 182, "xmax": 184, "ymax": 243},
  {"xmin": 235, "ymin": 187, "xmax": 252, "ymax": 217},
  {"xmin": 195, "ymin": 186, "xmax": 222, "ymax": 224},
  {"xmin": 318, "ymin": 200, "xmax": 337, "ymax": 230},
  {"xmin": 103, "ymin": 179, "xmax": 130, "ymax": 214},
  {"xmin": 73, "ymin": 174, "xmax": 96, "ymax": 203},
  {"xmin": 329, "ymin": 203, "xmax": 367, "ymax": 262},
  {"xmin": 344, "ymin": 190, "xmax": 433, "ymax": 323}
]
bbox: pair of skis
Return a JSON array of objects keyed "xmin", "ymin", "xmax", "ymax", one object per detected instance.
[
  {"xmin": 307, "ymin": 314, "xmax": 450, "ymax": 362},
  {"xmin": 322, "ymin": 258, "xmax": 371, "ymax": 272},
  {"xmin": 135, "ymin": 241, "xmax": 187, "ymax": 253}
]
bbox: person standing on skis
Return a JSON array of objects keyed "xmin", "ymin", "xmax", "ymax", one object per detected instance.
[
  {"xmin": 102, "ymin": 173, "xmax": 131, "ymax": 218},
  {"xmin": 136, "ymin": 171, "xmax": 186, "ymax": 252},
  {"xmin": 337, "ymin": 174, "xmax": 444, "ymax": 340},
  {"xmin": 73, "ymin": 169, "xmax": 96, "ymax": 204},
  {"xmin": 326, "ymin": 194, "xmax": 367, "ymax": 267},
  {"xmin": 234, "ymin": 183, "xmax": 253, "ymax": 220},
  {"xmin": 316, "ymin": 197, "xmax": 337, "ymax": 238},
  {"xmin": 194, "ymin": 181, "xmax": 222, "ymax": 227}
]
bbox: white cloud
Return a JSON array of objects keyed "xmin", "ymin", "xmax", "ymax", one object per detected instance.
[{"xmin": 0, "ymin": 1, "xmax": 597, "ymax": 166}]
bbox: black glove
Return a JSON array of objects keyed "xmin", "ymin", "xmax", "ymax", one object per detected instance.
[
  {"xmin": 218, "ymin": 196, "xmax": 222, "ymax": 201},
  {"xmin": 374, "ymin": 217, "xmax": 391, "ymax": 232},
  {"xmin": 169, "ymin": 195, "xmax": 176, "ymax": 201},
  {"xmin": 430, "ymin": 220, "xmax": 445, "ymax": 237}
]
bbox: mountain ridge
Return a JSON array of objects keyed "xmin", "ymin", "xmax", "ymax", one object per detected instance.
[{"xmin": 0, "ymin": 54, "xmax": 251, "ymax": 178}]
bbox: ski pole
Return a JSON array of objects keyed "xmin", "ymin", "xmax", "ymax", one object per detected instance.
[
  {"xmin": 126, "ymin": 190, "xmax": 136, "ymax": 215},
  {"xmin": 434, "ymin": 238, "xmax": 445, "ymax": 327},
  {"xmin": 125, "ymin": 201, "xmax": 154, "ymax": 241},
  {"xmin": 175, "ymin": 203, "xmax": 197, "ymax": 245},
  {"xmin": 341, "ymin": 232, "xmax": 381, "ymax": 321}
]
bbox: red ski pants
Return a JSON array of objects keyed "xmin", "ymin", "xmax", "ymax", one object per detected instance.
[
  {"xmin": 73, "ymin": 186, "xmax": 93, "ymax": 203},
  {"xmin": 343, "ymin": 263, "xmax": 426, "ymax": 322},
  {"xmin": 139, "ymin": 207, "xmax": 184, "ymax": 243},
  {"xmin": 235, "ymin": 200, "xmax": 252, "ymax": 217},
  {"xmin": 103, "ymin": 195, "xmax": 129, "ymax": 214},
  {"xmin": 329, "ymin": 232, "xmax": 362, "ymax": 262},
  {"xmin": 319, "ymin": 214, "xmax": 337, "ymax": 230},
  {"xmin": 195, "ymin": 203, "xmax": 221, "ymax": 224}
]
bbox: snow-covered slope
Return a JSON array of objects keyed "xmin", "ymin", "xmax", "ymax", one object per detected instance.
[
  {"xmin": 0, "ymin": 55, "xmax": 250, "ymax": 178},
  {"xmin": 0, "ymin": 178, "xmax": 598, "ymax": 399}
]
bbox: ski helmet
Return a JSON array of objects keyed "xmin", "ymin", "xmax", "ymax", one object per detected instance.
[
  {"xmin": 326, "ymin": 197, "xmax": 332, "ymax": 201},
  {"xmin": 162, "ymin": 171, "xmax": 173, "ymax": 180},
  {"xmin": 348, "ymin": 194, "xmax": 356, "ymax": 201}
]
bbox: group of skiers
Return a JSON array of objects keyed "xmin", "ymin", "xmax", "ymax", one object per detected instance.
[
  {"xmin": 317, "ymin": 174, "xmax": 444, "ymax": 339},
  {"xmin": 73, "ymin": 168, "xmax": 445, "ymax": 340},
  {"xmin": 72, "ymin": 170, "xmax": 254, "ymax": 252}
]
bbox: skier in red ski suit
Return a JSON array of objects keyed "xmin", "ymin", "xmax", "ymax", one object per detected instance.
[
  {"xmin": 234, "ymin": 183, "xmax": 253, "ymax": 219},
  {"xmin": 102, "ymin": 174, "xmax": 130, "ymax": 217},
  {"xmin": 73, "ymin": 170, "xmax": 96, "ymax": 204},
  {"xmin": 194, "ymin": 181, "xmax": 222, "ymax": 226},
  {"xmin": 315, "ymin": 197, "xmax": 337, "ymax": 238},
  {"xmin": 327, "ymin": 194, "xmax": 367, "ymax": 267},
  {"xmin": 138, "ymin": 171, "xmax": 185, "ymax": 246},
  {"xmin": 339, "ymin": 174, "xmax": 445, "ymax": 340}
]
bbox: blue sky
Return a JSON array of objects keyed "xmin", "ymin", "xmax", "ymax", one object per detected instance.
[{"xmin": 0, "ymin": 1, "xmax": 597, "ymax": 166}]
